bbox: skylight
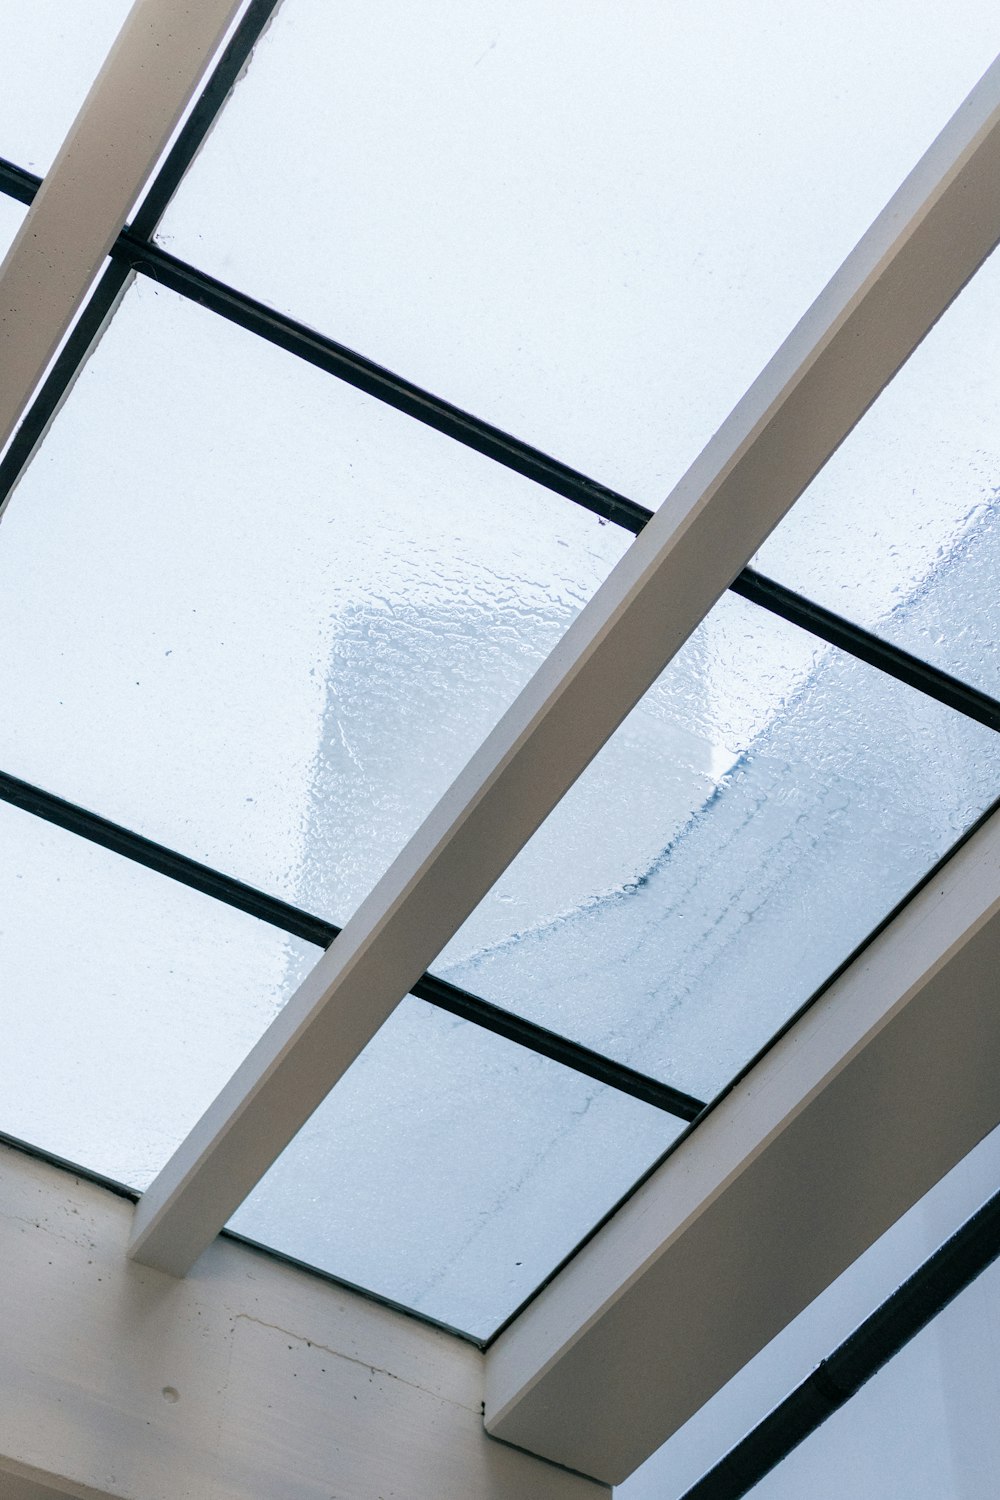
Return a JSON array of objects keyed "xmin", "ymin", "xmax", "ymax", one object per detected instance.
[
  {"xmin": 1, "ymin": 0, "xmax": 999, "ymax": 1364},
  {"xmin": 153, "ymin": 0, "xmax": 1000, "ymax": 504}
]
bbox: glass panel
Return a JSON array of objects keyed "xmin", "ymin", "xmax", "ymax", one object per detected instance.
[
  {"xmin": 156, "ymin": 0, "xmax": 1000, "ymax": 504},
  {"xmin": 0, "ymin": 276, "xmax": 626, "ymax": 917},
  {"xmin": 756, "ymin": 248, "xmax": 1000, "ymax": 699},
  {"xmin": 436, "ymin": 592, "xmax": 1000, "ymax": 1100},
  {"xmin": 229, "ymin": 995, "xmax": 684, "ymax": 1338},
  {"xmin": 0, "ymin": 1, "xmax": 134, "ymax": 174},
  {"xmin": 0, "ymin": 193, "xmax": 26, "ymax": 261},
  {"xmin": 618, "ymin": 1122, "xmax": 1000, "ymax": 1500},
  {"xmin": 0, "ymin": 798, "xmax": 315, "ymax": 1188}
]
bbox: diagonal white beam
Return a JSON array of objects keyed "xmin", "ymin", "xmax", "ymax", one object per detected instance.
[
  {"xmin": 130, "ymin": 55, "xmax": 1000, "ymax": 1278},
  {"xmin": 0, "ymin": 0, "xmax": 243, "ymax": 462},
  {"xmin": 484, "ymin": 806, "xmax": 1000, "ymax": 1484}
]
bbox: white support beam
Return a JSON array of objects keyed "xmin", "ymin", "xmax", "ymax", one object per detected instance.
[
  {"xmin": 0, "ymin": 0, "xmax": 242, "ymax": 463},
  {"xmin": 130, "ymin": 56, "xmax": 1000, "ymax": 1279},
  {"xmin": 0, "ymin": 1144, "xmax": 607, "ymax": 1500},
  {"xmin": 484, "ymin": 810, "xmax": 1000, "ymax": 1485}
]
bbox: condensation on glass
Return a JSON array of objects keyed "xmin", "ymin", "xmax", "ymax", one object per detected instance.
[
  {"xmin": 756, "ymin": 248, "xmax": 1000, "ymax": 699},
  {"xmin": 436, "ymin": 591, "xmax": 1000, "ymax": 1099},
  {"xmin": 0, "ymin": 276, "xmax": 627, "ymax": 921},
  {"xmin": 0, "ymin": 798, "xmax": 313, "ymax": 1189},
  {"xmin": 156, "ymin": 0, "xmax": 1000, "ymax": 504},
  {"xmin": 229, "ymin": 994, "xmax": 685, "ymax": 1338}
]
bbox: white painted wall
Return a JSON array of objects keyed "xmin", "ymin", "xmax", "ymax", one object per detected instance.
[{"xmin": 0, "ymin": 1144, "xmax": 607, "ymax": 1500}]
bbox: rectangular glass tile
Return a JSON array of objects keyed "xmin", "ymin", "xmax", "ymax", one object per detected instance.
[
  {"xmin": 755, "ymin": 248, "xmax": 1000, "ymax": 700},
  {"xmin": 435, "ymin": 592, "xmax": 1000, "ymax": 1101},
  {"xmin": 0, "ymin": 1, "xmax": 134, "ymax": 174},
  {"xmin": 228, "ymin": 995, "xmax": 684, "ymax": 1339},
  {"xmin": 0, "ymin": 798, "xmax": 315, "ymax": 1188},
  {"xmin": 0, "ymin": 275, "xmax": 626, "ymax": 921},
  {"xmin": 156, "ymin": 0, "xmax": 1000, "ymax": 504}
]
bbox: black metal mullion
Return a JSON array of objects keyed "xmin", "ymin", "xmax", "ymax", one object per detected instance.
[
  {"xmin": 679, "ymin": 1185, "xmax": 1000, "ymax": 1500},
  {"xmin": 3, "ymin": 160, "xmax": 999, "ymax": 742},
  {"xmin": 111, "ymin": 238, "xmax": 1000, "ymax": 740},
  {"xmin": 0, "ymin": 156, "xmax": 38, "ymax": 206},
  {"xmin": 0, "ymin": 768, "xmax": 706, "ymax": 1125},
  {"xmin": 112, "ymin": 232, "xmax": 646, "ymax": 528},
  {"xmin": 731, "ymin": 569, "xmax": 1000, "ymax": 735}
]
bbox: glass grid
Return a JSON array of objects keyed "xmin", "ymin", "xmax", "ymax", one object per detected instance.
[{"xmin": 0, "ymin": 5, "xmax": 998, "ymax": 1353}]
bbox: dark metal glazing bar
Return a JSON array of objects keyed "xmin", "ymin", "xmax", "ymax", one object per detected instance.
[
  {"xmin": 732, "ymin": 568, "xmax": 1000, "ymax": 734},
  {"xmin": 0, "ymin": 768, "xmax": 706, "ymax": 1124},
  {"xmin": 0, "ymin": 156, "xmax": 37, "ymax": 206},
  {"xmin": 0, "ymin": 767, "xmax": 331, "ymax": 943},
  {"xmin": 3, "ymin": 158, "xmax": 999, "ymax": 743},
  {"xmin": 112, "ymin": 231, "xmax": 646, "ymax": 528},
  {"xmin": 680, "ymin": 1184, "xmax": 1000, "ymax": 1500},
  {"xmin": 104, "ymin": 240, "xmax": 1000, "ymax": 738}
]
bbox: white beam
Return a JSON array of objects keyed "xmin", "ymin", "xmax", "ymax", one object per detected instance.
[
  {"xmin": 484, "ymin": 810, "xmax": 1000, "ymax": 1484},
  {"xmin": 0, "ymin": 0, "xmax": 242, "ymax": 464},
  {"xmin": 130, "ymin": 55, "xmax": 1000, "ymax": 1279},
  {"xmin": 0, "ymin": 1144, "xmax": 606, "ymax": 1500}
]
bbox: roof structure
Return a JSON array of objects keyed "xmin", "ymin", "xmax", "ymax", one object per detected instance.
[{"xmin": 1, "ymin": 4, "xmax": 1000, "ymax": 1497}]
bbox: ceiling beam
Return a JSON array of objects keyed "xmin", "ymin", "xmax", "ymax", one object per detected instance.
[
  {"xmin": 483, "ymin": 807, "xmax": 1000, "ymax": 1484},
  {"xmin": 0, "ymin": 0, "xmax": 243, "ymax": 467},
  {"xmin": 129, "ymin": 54, "xmax": 1000, "ymax": 1280}
]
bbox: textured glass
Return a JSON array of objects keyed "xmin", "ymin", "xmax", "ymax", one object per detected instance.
[
  {"xmin": 0, "ymin": 193, "xmax": 25, "ymax": 261},
  {"xmin": 156, "ymin": 0, "xmax": 1000, "ymax": 504},
  {"xmin": 756, "ymin": 249, "xmax": 1000, "ymax": 699},
  {"xmin": 0, "ymin": 276, "xmax": 626, "ymax": 918},
  {"xmin": 618, "ymin": 1122, "xmax": 1000, "ymax": 1500},
  {"xmin": 229, "ymin": 995, "xmax": 684, "ymax": 1338},
  {"xmin": 0, "ymin": 798, "xmax": 314, "ymax": 1188},
  {"xmin": 0, "ymin": 1, "xmax": 134, "ymax": 173},
  {"xmin": 437, "ymin": 592, "xmax": 1000, "ymax": 1099}
]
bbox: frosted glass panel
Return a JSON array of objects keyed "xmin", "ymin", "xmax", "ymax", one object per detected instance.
[
  {"xmin": 229, "ymin": 995, "xmax": 684, "ymax": 1338},
  {"xmin": 156, "ymin": 0, "xmax": 1000, "ymax": 503},
  {"xmin": 0, "ymin": 193, "xmax": 26, "ymax": 260},
  {"xmin": 0, "ymin": 1, "xmax": 134, "ymax": 173},
  {"xmin": 437, "ymin": 593, "xmax": 1000, "ymax": 1099},
  {"xmin": 0, "ymin": 277, "xmax": 626, "ymax": 918},
  {"xmin": 756, "ymin": 249, "xmax": 1000, "ymax": 699},
  {"xmin": 0, "ymin": 798, "xmax": 314, "ymax": 1188}
]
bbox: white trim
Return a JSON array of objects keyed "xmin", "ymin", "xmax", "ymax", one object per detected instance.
[
  {"xmin": 484, "ymin": 810, "xmax": 1000, "ymax": 1484},
  {"xmin": 0, "ymin": 0, "xmax": 242, "ymax": 470},
  {"xmin": 129, "ymin": 54, "xmax": 1000, "ymax": 1279}
]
